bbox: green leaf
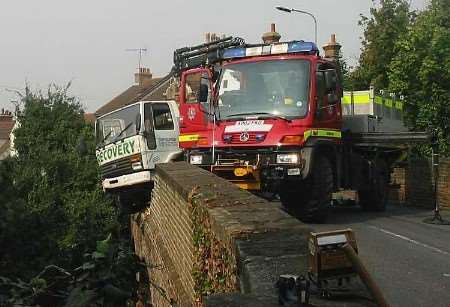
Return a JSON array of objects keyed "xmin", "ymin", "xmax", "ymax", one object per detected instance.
[{"xmin": 96, "ymin": 234, "xmax": 112, "ymax": 255}]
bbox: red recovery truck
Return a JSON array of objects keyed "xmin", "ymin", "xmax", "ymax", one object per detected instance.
[{"xmin": 170, "ymin": 35, "xmax": 428, "ymax": 222}]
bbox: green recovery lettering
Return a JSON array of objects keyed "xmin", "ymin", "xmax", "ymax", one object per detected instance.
[{"xmin": 96, "ymin": 139, "xmax": 137, "ymax": 164}]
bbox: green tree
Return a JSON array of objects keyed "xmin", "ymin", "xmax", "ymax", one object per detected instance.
[
  {"xmin": 336, "ymin": 48, "xmax": 351, "ymax": 90},
  {"xmin": 388, "ymin": 0, "xmax": 450, "ymax": 155},
  {"xmin": 350, "ymin": 0, "xmax": 413, "ymax": 90},
  {"xmin": 0, "ymin": 85, "xmax": 117, "ymax": 279}
]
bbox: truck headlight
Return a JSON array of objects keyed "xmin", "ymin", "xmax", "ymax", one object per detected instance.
[
  {"xmin": 132, "ymin": 162, "xmax": 143, "ymax": 170},
  {"xmin": 277, "ymin": 153, "xmax": 298, "ymax": 164},
  {"xmin": 131, "ymin": 154, "xmax": 143, "ymax": 170},
  {"xmin": 190, "ymin": 155, "xmax": 203, "ymax": 165}
]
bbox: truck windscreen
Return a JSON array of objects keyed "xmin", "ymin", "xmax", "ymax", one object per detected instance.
[
  {"xmin": 217, "ymin": 59, "xmax": 310, "ymax": 120},
  {"xmin": 96, "ymin": 104, "xmax": 140, "ymax": 146}
]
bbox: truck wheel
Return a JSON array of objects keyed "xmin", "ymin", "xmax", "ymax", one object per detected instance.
[
  {"xmin": 358, "ymin": 160, "xmax": 388, "ymax": 212},
  {"xmin": 280, "ymin": 155, "xmax": 333, "ymax": 223},
  {"xmin": 115, "ymin": 193, "xmax": 148, "ymax": 216}
]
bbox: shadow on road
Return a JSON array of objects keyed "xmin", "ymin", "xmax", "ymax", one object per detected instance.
[
  {"xmin": 274, "ymin": 199, "xmax": 433, "ymax": 226},
  {"xmin": 323, "ymin": 204, "xmax": 431, "ymax": 225}
]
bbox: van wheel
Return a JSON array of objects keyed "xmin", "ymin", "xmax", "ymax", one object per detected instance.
[
  {"xmin": 115, "ymin": 193, "xmax": 148, "ymax": 216},
  {"xmin": 358, "ymin": 159, "xmax": 389, "ymax": 212},
  {"xmin": 280, "ymin": 155, "xmax": 333, "ymax": 223}
]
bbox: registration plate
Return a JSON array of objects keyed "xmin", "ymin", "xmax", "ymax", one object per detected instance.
[{"xmin": 236, "ymin": 120, "xmax": 264, "ymax": 126}]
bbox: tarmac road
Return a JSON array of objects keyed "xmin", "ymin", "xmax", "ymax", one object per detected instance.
[{"xmin": 286, "ymin": 203, "xmax": 450, "ymax": 307}]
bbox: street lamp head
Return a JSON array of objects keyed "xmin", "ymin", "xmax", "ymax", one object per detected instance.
[{"xmin": 276, "ymin": 6, "xmax": 292, "ymax": 13}]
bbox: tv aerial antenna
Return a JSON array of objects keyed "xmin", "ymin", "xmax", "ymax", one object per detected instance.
[{"xmin": 126, "ymin": 48, "xmax": 148, "ymax": 71}]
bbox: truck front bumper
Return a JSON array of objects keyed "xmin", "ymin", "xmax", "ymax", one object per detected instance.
[
  {"xmin": 102, "ymin": 171, "xmax": 151, "ymax": 191},
  {"xmin": 187, "ymin": 149, "xmax": 308, "ymax": 191}
]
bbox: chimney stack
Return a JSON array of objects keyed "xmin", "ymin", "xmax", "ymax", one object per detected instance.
[
  {"xmin": 0, "ymin": 108, "xmax": 13, "ymax": 121},
  {"xmin": 262, "ymin": 23, "xmax": 281, "ymax": 44},
  {"xmin": 205, "ymin": 32, "xmax": 225, "ymax": 43},
  {"xmin": 322, "ymin": 34, "xmax": 341, "ymax": 62},
  {"xmin": 135, "ymin": 67, "xmax": 153, "ymax": 87}
]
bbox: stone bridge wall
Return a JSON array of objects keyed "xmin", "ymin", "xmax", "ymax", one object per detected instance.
[
  {"xmin": 389, "ymin": 157, "xmax": 450, "ymax": 210},
  {"xmin": 131, "ymin": 162, "xmax": 312, "ymax": 306}
]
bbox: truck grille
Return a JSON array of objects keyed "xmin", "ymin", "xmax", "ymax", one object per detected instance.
[
  {"xmin": 226, "ymin": 132, "xmax": 266, "ymax": 144},
  {"xmin": 100, "ymin": 157, "xmax": 132, "ymax": 179},
  {"xmin": 216, "ymin": 152, "xmax": 260, "ymax": 165}
]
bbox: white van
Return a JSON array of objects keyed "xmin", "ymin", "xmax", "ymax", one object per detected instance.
[{"xmin": 95, "ymin": 100, "xmax": 182, "ymax": 208}]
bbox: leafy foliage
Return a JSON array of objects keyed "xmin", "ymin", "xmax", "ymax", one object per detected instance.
[
  {"xmin": 335, "ymin": 48, "xmax": 351, "ymax": 90},
  {"xmin": 388, "ymin": 0, "xmax": 450, "ymax": 155},
  {"xmin": 190, "ymin": 190, "xmax": 237, "ymax": 306},
  {"xmin": 0, "ymin": 85, "xmax": 117, "ymax": 279},
  {"xmin": 0, "ymin": 234, "xmax": 145, "ymax": 307},
  {"xmin": 349, "ymin": 0, "xmax": 413, "ymax": 90}
]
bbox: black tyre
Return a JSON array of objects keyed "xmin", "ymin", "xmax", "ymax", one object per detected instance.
[
  {"xmin": 280, "ymin": 155, "xmax": 333, "ymax": 223},
  {"xmin": 115, "ymin": 192, "xmax": 149, "ymax": 216},
  {"xmin": 358, "ymin": 159, "xmax": 389, "ymax": 212}
]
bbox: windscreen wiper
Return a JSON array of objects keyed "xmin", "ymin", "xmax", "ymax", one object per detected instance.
[
  {"xmin": 225, "ymin": 112, "xmax": 291, "ymax": 122},
  {"xmin": 97, "ymin": 130, "xmax": 113, "ymax": 149},
  {"xmin": 112, "ymin": 122, "xmax": 133, "ymax": 143}
]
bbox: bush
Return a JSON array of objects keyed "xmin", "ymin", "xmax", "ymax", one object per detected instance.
[{"xmin": 0, "ymin": 85, "xmax": 117, "ymax": 279}]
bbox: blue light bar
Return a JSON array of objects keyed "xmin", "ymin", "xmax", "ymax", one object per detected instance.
[
  {"xmin": 287, "ymin": 41, "xmax": 318, "ymax": 54},
  {"xmin": 221, "ymin": 40, "xmax": 318, "ymax": 60},
  {"xmin": 222, "ymin": 48, "xmax": 246, "ymax": 59}
]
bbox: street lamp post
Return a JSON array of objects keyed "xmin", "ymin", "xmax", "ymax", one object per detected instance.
[{"xmin": 275, "ymin": 6, "xmax": 318, "ymax": 45}]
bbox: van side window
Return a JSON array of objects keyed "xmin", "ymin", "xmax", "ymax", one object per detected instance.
[{"xmin": 152, "ymin": 103, "xmax": 174, "ymax": 130}]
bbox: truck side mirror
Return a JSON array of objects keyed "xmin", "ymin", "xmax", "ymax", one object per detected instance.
[
  {"xmin": 199, "ymin": 83, "xmax": 209, "ymax": 103},
  {"xmin": 212, "ymin": 67, "xmax": 221, "ymax": 82},
  {"xmin": 324, "ymin": 69, "xmax": 337, "ymax": 93},
  {"xmin": 327, "ymin": 93, "xmax": 339, "ymax": 104},
  {"xmin": 144, "ymin": 118, "xmax": 156, "ymax": 150},
  {"xmin": 315, "ymin": 71, "xmax": 325, "ymax": 119},
  {"xmin": 146, "ymin": 132, "xmax": 156, "ymax": 150},
  {"xmin": 135, "ymin": 113, "xmax": 141, "ymax": 132}
]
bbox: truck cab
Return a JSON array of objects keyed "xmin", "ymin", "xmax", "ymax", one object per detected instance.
[
  {"xmin": 95, "ymin": 100, "xmax": 181, "ymax": 207},
  {"xmin": 179, "ymin": 42, "xmax": 341, "ymax": 183},
  {"xmin": 176, "ymin": 40, "xmax": 344, "ymax": 221}
]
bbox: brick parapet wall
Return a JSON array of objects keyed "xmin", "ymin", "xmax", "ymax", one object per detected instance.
[
  {"xmin": 131, "ymin": 162, "xmax": 312, "ymax": 306},
  {"xmin": 131, "ymin": 176, "xmax": 193, "ymax": 306}
]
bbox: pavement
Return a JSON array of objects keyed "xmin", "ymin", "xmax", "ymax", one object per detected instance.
[{"xmin": 279, "ymin": 202, "xmax": 450, "ymax": 307}]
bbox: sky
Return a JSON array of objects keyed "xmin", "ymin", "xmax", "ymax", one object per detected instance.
[{"xmin": 0, "ymin": 0, "xmax": 428, "ymax": 113}]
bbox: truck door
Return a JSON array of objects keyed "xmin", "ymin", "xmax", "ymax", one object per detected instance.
[
  {"xmin": 315, "ymin": 63, "xmax": 342, "ymax": 129},
  {"xmin": 143, "ymin": 102, "xmax": 179, "ymax": 169},
  {"xmin": 179, "ymin": 68, "xmax": 213, "ymax": 133}
]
